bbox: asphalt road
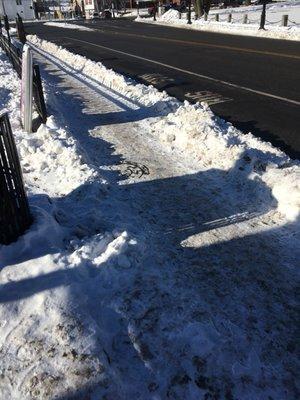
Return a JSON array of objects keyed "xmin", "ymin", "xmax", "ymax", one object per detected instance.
[{"xmin": 25, "ymin": 19, "xmax": 300, "ymax": 158}]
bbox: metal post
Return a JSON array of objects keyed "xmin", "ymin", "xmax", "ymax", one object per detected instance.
[
  {"xmin": 16, "ymin": 14, "xmax": 26, "ymax": 44},
  {"xmin": 215, "ymin": 13, "xmax": 219, "ymax": 22},
  {"xmin": 4, "ymin": 14, "xmax": 10, "ymax": 42},
  {"xmin": 187, "ymin": 0, "xmax": 191, "ymax": 24},
  {"xmin": 137, "ymin": 0, "xmax": 139, "ymax": 17},
  {"xmin": 243, "ymin": 14, "xmax": 248, "ymax": 24},
  {"xmin": 21, "ymin": 45, "xmax": 33, "ymax": 133},
  {"xmin": 259, "ymin": 1, "xmax": 267, "ymax": 30},
  {"xmin": 281, "ymin": 14, "xmax": 288, "ymax": 27},
  {"xmin": 227, "ymin": 13, "xmax": 232, "ymax": 23}
]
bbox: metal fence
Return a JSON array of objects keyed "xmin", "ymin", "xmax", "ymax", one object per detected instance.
[
  {"xmin": 0, "ymin": 31, "xmax": 47, "ymax": 124},
  {"xmin": 33, "ymin": 64, "xmax": 47, "ymax": 124},
  {"xmin": 0, "ymin": 113, "xmax": 31, "ymax": 245},
  {"xmin": 0, "ymin": 33, "xmax": 22, "ymax": 77}
]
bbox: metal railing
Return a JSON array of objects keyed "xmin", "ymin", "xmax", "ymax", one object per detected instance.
[
  {"xmin": 0, "ymin": 18, "xmax": 47, "ymax": 124},
  {"xmin": 0, "ymin": 113, "xmax": 31, "ymax": 245}
]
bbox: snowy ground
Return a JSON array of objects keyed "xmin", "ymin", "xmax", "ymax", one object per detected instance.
[
  {"xmin": 43, "ymin": 22, "xmax": 95, "ymax": 31},
  {"xmin": 117, "ymin": 8, "xmax": 149, "ymax": 18},
  {"xmin": 137, "ymin": 1, "xmax": 300, "ymax": 41},
  {"xmin": 0, "ymin": 35, "xmax": 299, "ymax": 400}
]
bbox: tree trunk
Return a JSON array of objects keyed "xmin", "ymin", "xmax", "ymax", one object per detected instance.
[
  {"xmin": 194, "ymin": 0, "xmax": 204, "ymax": 19},
  {"xmin": 203, "ymin": 0, "xmax": 211, "ymax": 15}
]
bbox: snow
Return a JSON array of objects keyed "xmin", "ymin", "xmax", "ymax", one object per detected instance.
[
  {"xmin": 0, "ymin": 35, "xmax": 299, "ymax": 399},
  {"xmin": 117, "ymin": 8, "xmax": 149, "ymax": 18},
  {"xmin": 137, "ymin": 1, "xmax": 300, "ymax": 41},
  {"xmin": 43, "ymin": 21, "xmax": 95, "ymax": 31}
]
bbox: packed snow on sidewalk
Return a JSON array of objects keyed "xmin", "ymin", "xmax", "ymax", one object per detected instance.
[
  {"xmin": 0, "ymin": 35, "xmax": 299, "ymax": 400},
  {"xmin": 137, "ymin": 0, "xmax": 300, "ymax": 41}
]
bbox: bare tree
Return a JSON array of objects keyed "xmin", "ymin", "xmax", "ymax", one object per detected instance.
[{"xmin": 194, "ymin": 0, "xmax": 211, "ymax": 19}]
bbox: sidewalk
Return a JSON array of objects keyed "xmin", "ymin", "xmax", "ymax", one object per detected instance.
[{"xmin": 0, "ymin": 38, "xmax": 299, "ymax": 399}]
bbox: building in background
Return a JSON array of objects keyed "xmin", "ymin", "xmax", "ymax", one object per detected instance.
[
  {"xmin": 32, "ymin": 1, "xmax": 72, "ymax": 20},
  {"xmin": 0, "ymin": 0, "xmax": 35, "ymax": 20},
  {"xmin": 70, "ymin": 0, "xmax": 99, "ymax": 17},
  {"xmin": 84, "ymin": 0, "xmax": 99, "ymax": 17}
]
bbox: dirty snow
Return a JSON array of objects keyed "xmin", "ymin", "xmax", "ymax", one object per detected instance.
[{"xmin": 0, "ymin": 35, "xmax": 299, "ymax": 400}]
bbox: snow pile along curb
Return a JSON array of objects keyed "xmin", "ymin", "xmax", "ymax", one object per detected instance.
[
  {"xmin": 27, "ymin": 35, "xmax": 300, "ymax": 222},
  {"xmin": 28, "ymin": 35, "xmax": 180, "ymax": 113},
  {"xmin": 150, "ymin": 101, "xmax": 300, "ymax": 221}
]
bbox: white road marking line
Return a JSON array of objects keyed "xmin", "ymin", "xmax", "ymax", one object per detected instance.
[{"xmin": 64, "ymin": 37, "xmax": 300, "ymax": 106}]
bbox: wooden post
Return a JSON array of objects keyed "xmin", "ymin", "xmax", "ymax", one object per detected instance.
[
  {"xmin": 282, "ymin": 14, "xmax": 288, "ymax": 26},
  {"xmin": 243, "ymin": 14, "xmax": 248, "ymax": 24},
  {"xmin": 227, "ymin": 13, "xmax": 232, "ymax": 23},
  {"xmin": 215, "ymin": 13, "xmax": 219, "ymax": 22}
]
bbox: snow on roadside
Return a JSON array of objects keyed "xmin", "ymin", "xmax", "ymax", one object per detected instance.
[
  {"xmin": 138, "ymin": 8, "xmax": 300, "ymax": 41},
  {"xmin": 150, "ymin": 101, "xmax": 300, "ymax": 221},
  {"xmin": 28, "ymin": 34, "xmax": 179, "ymax": 113},
  {"xmin": 27, "ymin": 34, "xmax": 300, "ymax": 221},
  {"xmin": 44, "ymin": 21, "xmax": 95, "ymax": 31}
]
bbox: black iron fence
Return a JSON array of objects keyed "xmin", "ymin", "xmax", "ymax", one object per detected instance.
[
  {"xmin": 33, "ymin": 64, "xmax": 47, "ymax": 124},
  {"xmin": 0, "ymin": 113, "xmax": 31, "ymax": 245},
  {"xmin": 0, "ymin": 33, "xmax": 22, "ymax": 77},
  {"xmin": 0, "ymin": 18, "xmax": 47, "ymax": 124}
]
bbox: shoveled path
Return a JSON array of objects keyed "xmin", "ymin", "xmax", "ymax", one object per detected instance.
[{"xmin": 24, "ymin": 18, "xmax": 300, "ymax": 158}]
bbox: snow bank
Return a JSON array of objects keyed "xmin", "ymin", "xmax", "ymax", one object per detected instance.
[
  {"xmin": 27, "ymin": 35, "xmax": 300, "ymax": 221},
  {"xmin": 139, "ymin": 8, "xmax": 300, "ymax": 41},
  {"xmin": 44, "ymin": 21, "xmax": 95, "ymax": 31},
  {"xmin": 151, "ymin": 101, "xmax": 300, "ymax": 221},
  {"xmin": 28, "ymin": 35, "xmax": 179, "ymax": 112}
]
